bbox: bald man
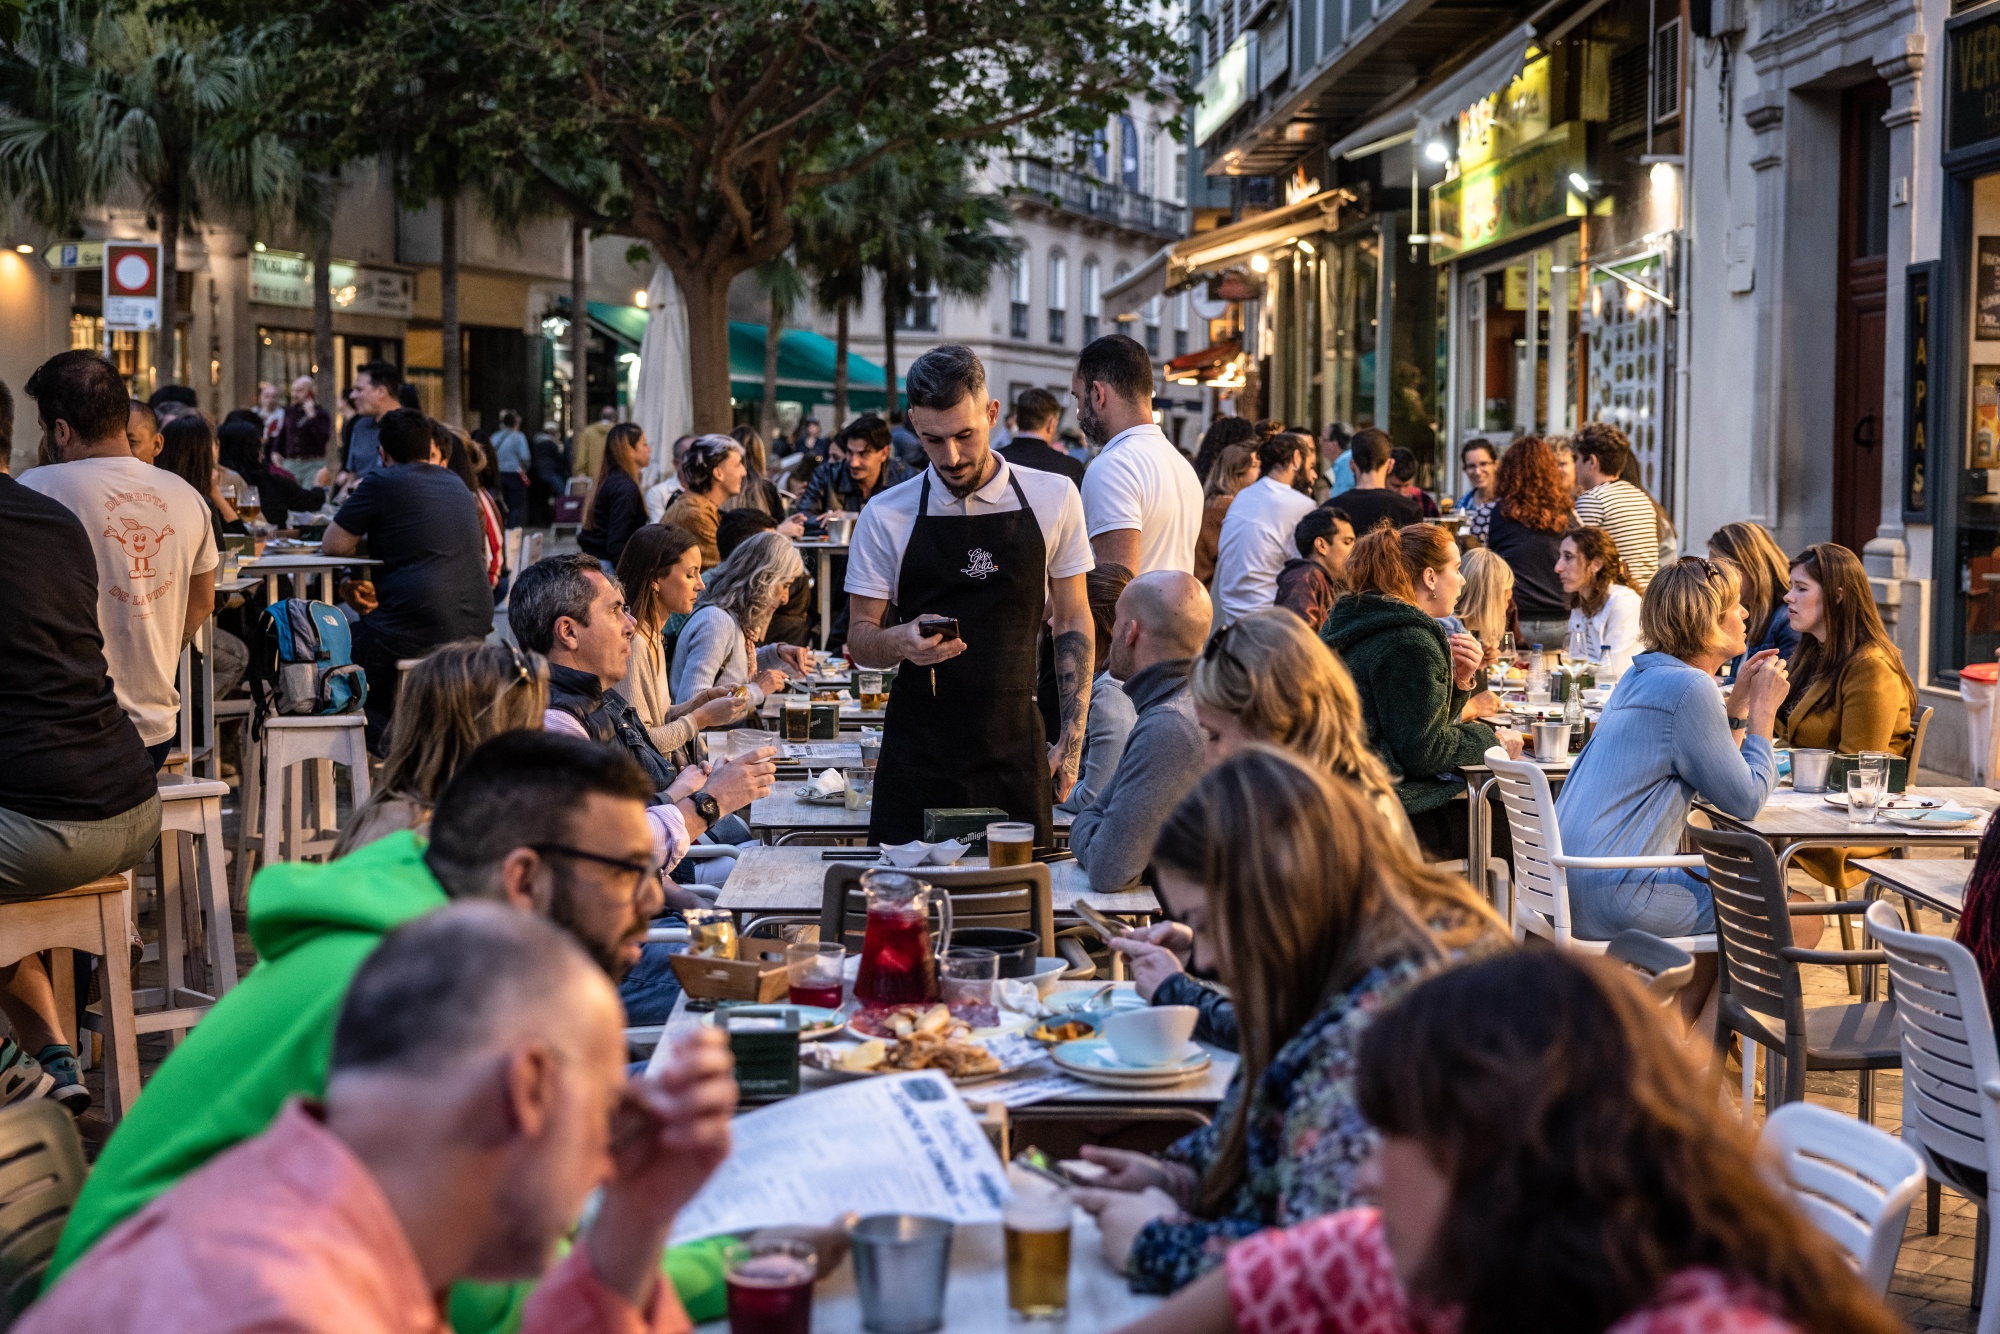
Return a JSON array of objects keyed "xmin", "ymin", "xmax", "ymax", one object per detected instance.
[{"xmin": 1068, "ymin": 571, "xmax": 1212, "ymax": 893}]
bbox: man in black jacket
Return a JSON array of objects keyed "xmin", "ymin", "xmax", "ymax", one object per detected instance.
[{"xmin": 998, "ymin": 388, "xmax": 1085, "ymax": 489}]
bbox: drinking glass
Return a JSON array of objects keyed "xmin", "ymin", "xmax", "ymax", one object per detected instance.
[
  {"xmin": 1004, "ymin": 1191, "xmax": 1072, "ymax": 1320},
  {"xmin": 843, "ymin": 767, "xmax": 871, "ymax": 811},
  {"xmin": 1847, "ymin": 769, "xmax": 1884, "ymax": 826},
  {"xmin": 860, "ymin": 731, "xmax": 883, "ymax": 773},
  {"xmin": 725, "ymin": 1238, "xmax": 817, "ymax": 1334},
  {"xmin": 782, "ymin": 695, "xmax": 811, "ymax": 743},
  {"xmin": 987, "ymin": 822, "xmax": 1035, "ymax": 868},
  {"xmin": 785, "ymin": 942, "xmax": 846, "ymax": 1009},
  {"xmin": 729, "ymin": 728, "xmax": 781, "ymax": 761},
  {"xmin": 848, "ymin": 1215, "xmax": 953, "ymax": 1334},
  {"xmin": 940, "ymin": 947, "xmax": 999, "ymax": 1010},
  {"xmin": 859, "ymin": 671, "xmax": 887, "ymax": 710},
  {"xmin": 684, "ymin": 907, "xmax": 739, "ymax": 960},
  {"xmin": 1499, "ymin": 631, "xmax": 1517, "ymax": 666}
]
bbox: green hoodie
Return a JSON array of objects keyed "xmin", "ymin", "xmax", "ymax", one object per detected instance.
[
  {"xmin": 1322, "ymin": 591, "xmax": 1498, "ymax": 814},
  {"xmin": 45, "ymin": 831, "xmax": 732, "ymax": 1327}
]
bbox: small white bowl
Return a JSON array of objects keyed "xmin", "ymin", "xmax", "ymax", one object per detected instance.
[
  {"xmin": 1023, "ymin": 957, "xmax": 1072, "ymax": 997},
  {"xmin": 880, "ymin": 840, "xmax": 934, "ymax": 868},
  {"xmin": 1101, "ymin": 1005, "xmax": 1199, "ymax": 1067},
  {"xmin": 926, "ymin": 839, "xmax": 970, "ymax": 866}
]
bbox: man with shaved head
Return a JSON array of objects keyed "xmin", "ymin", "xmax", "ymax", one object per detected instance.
[
  {"xmin": 23, "ymin": 903, "xmax": 736, "ymax": 1332},
  {"xmin": 1069, "ymin": 570, "xmax": 1212, "ymax": 892}
]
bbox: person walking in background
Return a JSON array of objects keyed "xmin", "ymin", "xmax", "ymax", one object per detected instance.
[
  {"xmin": 277, "ymin": 375, "xmax": 331, "ymax": 484},
  {"xmin": 577, "ymin": 423, "xmax": 651, "ymax": 571},
  {"xmin": 1000, "ymin": 387, "xmax": 1086, "ymax": 488},
  {"xmin": 22, "ymin": 350, "xmax": 217, "ymax": 772},
  {"xmin": 1573, "ymin": 421, "xmax": 1661, "ymax": 590},
  {"xmin": 571, "ymin": 403, "xmax": 617, "ymax": 486},
  {"xmin": 1321, "ymin": 420, "xmax": 1354, "ymax": 499},
  {"xmin": 489, "ymin": 409, "xmax": 530, "ymax": 528},
  {"xmin": 888, "ymin": 406, "xmax": 924, "ymax": 468},
  {"xmin": 1193, "ymin": 444, "xmax": 1258, "ymax": 586},
  {"xmin": 322, "ymin": 408, "xmax": 493, "ymax": 753},
  {"xmin": 1214, "ymin": 432, "xmax": 1317, "ymax": 624},
  {"xmin": 1326, "ymin": 427, "xmax": 1420, "ymax": 534},
  {"xmin": 1483, "ymin": 434, "xmax": 1576, "ymax": 646},
  {"xmin": 1076, "ymin": 334, "xmax": 1202, "ymax": 575},
  {"xmin": 1709, "ymin": 520, "xmax": 1799, "ymax": 670},
  {"xmin": 340, "ymin": 361, "xmax": 402, "ymax": 482}
]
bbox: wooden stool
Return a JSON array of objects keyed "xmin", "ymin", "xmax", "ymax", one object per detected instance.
[
  {"xmin": 234, "ymin": 715, "xmax": 372, "ymax": 906},
  {"xmin": 7, "ymin": 876, "xmax": 139, "ymax": 1121},
  {"xmin": 147, "ymin": 775, "xmax": 239, "ymax": 1045}
]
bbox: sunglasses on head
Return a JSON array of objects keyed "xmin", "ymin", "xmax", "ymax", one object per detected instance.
[{"xmin": 474, "ymin": 642, "xmax": 534, "ymax": 722}]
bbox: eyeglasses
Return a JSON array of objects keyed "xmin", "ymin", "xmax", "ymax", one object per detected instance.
[
  {"xmin": 474, "ymin": 642, "xmax": 534, "ymax": 722},
  {"xmin": 1202, "ymin": 622, "xmax": 1244, "ymax": 670},
  {"xmin": 528, "ymin": 843, "xmax": 665, "ymax": 895},
  {"xmin": 1677, "ymin": 555, "xmax": 1729, "ymax": 585}
]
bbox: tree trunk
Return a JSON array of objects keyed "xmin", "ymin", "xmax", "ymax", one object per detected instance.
[
  {"xmin": 674, "ymin": 259, "xmax": 744, "ymax": 433},
  {"xmin": 760, "ymin": 289, "xmax": 782, "ymax": 438},
  {"xmin": 571, "ymin": 212, "xmax": 588, "ymax": 449},
  {"xmin": 153, "ymin": 180, "xmax": 180, "ymax": 392},
  {"xmin": 882, "ymin": 289, "xmax": 897, "ymax": 415},
  {"xmin": 440, "ymin": 189, "xmax": 463, "ymax": 427},
  {"xmin": 833, "ymin": 301, "xmax": 850, "ymax": 425},
  {"xmin": 314, "ymin": 216, "xmax": 338, "ymax": 478}
]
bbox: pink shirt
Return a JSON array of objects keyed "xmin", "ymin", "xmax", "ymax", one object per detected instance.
[
  {"xmin": 1225, "ymin": 1209, "xmax": 1800, "ymax": 1334},
  {"xmin": 21, "ymin": 1100, "xmax": 690, "ymax": 1334},
  {"xmin": 543, "ymin": 709, "xmax": 694, "ymax": 868}
]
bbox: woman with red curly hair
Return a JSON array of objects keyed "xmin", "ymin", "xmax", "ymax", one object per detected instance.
[{"xmin": 1483, "ymin": 435, "xmax": 1575, "ymax": 647}]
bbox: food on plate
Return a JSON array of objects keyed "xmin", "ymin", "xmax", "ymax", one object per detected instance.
[
  {"xmin": 1028, "ymin": 1018, "xmax": 1095, "ymax": 1045},
  {"xmin": 851, "ymin": 1003, "xmax": 958, "ymax": 1040},
  {"xmin": 821, "ymin": 1031, "xmax": 1002, "ymax": 1079},
  {"xmin": 836, "ymin": 1039, "xmax": 888, "ymax": 1073}
]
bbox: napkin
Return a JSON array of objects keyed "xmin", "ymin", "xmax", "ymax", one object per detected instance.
[{"xmin": 810, "ymin": 768, "xmax": 845, "ymax": 797}]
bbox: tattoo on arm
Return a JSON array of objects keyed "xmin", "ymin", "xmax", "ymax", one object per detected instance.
[{"xmin": 1053, "ymin": 628, "xmax": 1093, "ymax": 780}]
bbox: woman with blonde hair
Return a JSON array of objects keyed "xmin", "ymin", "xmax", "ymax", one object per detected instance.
[
  {"xmin": 578, "ymin": 422, "xmax": 650, "ymax": 568},
  {"xmin": 1708, "ymin": 520, "xmax": 1798, "ymax": 667},
  {"xmin": 332, "ymin": 641, "xmax": 549, "ymax": 855},
  {"xmin": 723, "ymin": 425, "xmax": 787, "ymax": 519},
  {"xmin": 670, "ymin": 529, "xmax": 810, "ymax": 699},
  {"xmin": 1194, "ymin": 443, "xmax": 1260, "ymax": 585},
  {"xmin": 1454, "ymin": 546, "xmax": 1514, "ymax": 660},
  {"xmin": 1071, "ymin": 746, "xmax": 1455, "ymax": 1294}
]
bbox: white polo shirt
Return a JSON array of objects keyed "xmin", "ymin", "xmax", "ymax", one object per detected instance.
[
  {"xmin": 1078, "ymin": 422, "xmax": 1203, "ymax": 575},
  {"xmin": 1214, "ymin": 475, "xmax": 1317, "ymax": 624},
  {"xmin": 844, "ymin": 456, "xmax": 1094, "ymax": 603}
]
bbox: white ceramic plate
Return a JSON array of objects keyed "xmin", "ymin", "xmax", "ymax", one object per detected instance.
[
  {"xmin": 1821, "ymin": 793, "xmax": 1941, "ymax": 811},
  {"xmin": 1881, "ymin": 808, "xmax": 1982, "ymax": 827},
  {"xmin": 701, "ymin": 1003, "xmax": 845, "ymax": 1041},
  {"xmin": 1050, "ymin": 1038, "xmax": 1210, "ymax": 1087}
]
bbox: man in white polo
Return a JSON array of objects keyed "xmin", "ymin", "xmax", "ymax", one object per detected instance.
[
  {"xmin": 1214, "ymin": 431, "xmax": 1317, "ymax": 624},
  {"xmin": 1072, "ymin": 334, "xmax": 1201, "ymax": 576}
]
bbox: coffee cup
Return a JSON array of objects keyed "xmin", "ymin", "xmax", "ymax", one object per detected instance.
[{"xmin": 1101, "ymin": 1006, "xmax": 1198, "ymax": 1067}]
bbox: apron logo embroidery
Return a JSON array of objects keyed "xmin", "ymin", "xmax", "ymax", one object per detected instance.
[{"xmin": 962, "ymin": 548, "xmax": 999, "ymax": 580}]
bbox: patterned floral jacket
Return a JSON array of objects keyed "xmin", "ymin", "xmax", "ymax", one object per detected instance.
[{"xmin": 1124, "ymin": 956, "xmax": 1426, "ymax": 1294}]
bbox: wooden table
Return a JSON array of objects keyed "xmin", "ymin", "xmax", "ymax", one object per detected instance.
[
  {"xmin": 1855, "ymin": 856, "xmax": 1973, "ymax": 920},
  {"xmin": 712, "ymin": 845, "xmax": 1157, "ymax": 918},
  {"xmin": 748, "ymin": 795, "xmax": 1072, "ymax": 847}
]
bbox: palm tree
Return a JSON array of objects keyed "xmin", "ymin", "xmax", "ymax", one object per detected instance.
[
  {"xmin": 861, "ymin": 148, "xmax": 1020, "ymax": 412},
  {"xmin": 791, "ymin": 183, "xmax": 870, "ymax": 425},
  {"xmin": 753, "ymin": 257, "xmax": 807, "ymax": 438},
  {"xmin": 0, "ymin": 4, "xmax": 301, "ymax": 390}
]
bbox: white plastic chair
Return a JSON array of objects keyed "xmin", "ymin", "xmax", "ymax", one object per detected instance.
[
  {"xmin": 1866, "ymin": 898, "xmax": 2000, "ymax": 1328},
  {"xmin": 1483, "ymin": 747, "xmax": 1716, "ymax": 957},
  {"xmin": 1761, "ymin": 1101, "xmax": 1923, "ymax": 1294}
]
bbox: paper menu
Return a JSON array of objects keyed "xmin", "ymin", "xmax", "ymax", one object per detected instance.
[{"xmin": 668, "ymin": 1072, "xmax": 1011, "ymax": 1243}]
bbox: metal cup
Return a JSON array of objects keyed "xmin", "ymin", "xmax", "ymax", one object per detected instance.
[
  {"xmin": 848, "ymin": 1214, "xmax": 954, "ymax": 1333},
  {"xmin": 1531, "ymin": 720, "xmax": 1569, "ymax": 760},
  {"xmin": 1790, "ymin": 747, "xmax": 1835, "ymax": 793}
]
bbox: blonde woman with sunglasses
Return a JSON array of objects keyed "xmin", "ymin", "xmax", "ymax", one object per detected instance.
[{"xmin": 332, "ymin": 641, "xmax": 549, "ymax": 856}]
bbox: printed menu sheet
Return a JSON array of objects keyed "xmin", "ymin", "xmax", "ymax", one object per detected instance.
[{"xmin": 669, "ymin": 1071, "xmax": 1010, "ymax": 1242}]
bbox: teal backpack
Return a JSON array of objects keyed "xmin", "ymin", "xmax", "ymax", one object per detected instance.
[{"xmin": 252, "ymin": 598, "xmax": 369, "ymax": 723}]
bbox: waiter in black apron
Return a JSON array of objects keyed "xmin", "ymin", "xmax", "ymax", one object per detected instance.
[{"xmin": 844, "ymin": 345, "xmax": 1097, "ymax": 849}]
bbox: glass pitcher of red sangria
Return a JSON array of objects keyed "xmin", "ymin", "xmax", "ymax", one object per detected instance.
[{"xmin": 851, "ymin": 870, "xmax": 953, "ymax": 1006}]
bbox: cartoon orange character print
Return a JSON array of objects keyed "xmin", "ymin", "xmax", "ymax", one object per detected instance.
[{"xmin": 104, "ymin": 515, "xmax": 176, "ymax": 580}]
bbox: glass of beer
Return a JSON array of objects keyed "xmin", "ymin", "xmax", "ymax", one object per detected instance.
[
  {"xmin": 725, "ymin": 1238, "xmax": 817, "ymax": 1334},
  {"xmin": 1004, "ymin": 1190, "xmax": 1072, "ymax": 1319},
  {"xmin": 858, "ymin": 671, "xmax": 887, "ymax": 710},
  {"xmin": 684, "ymin": 908, "xmax": 738, "ymax": 960},
  {"xmin": 987, "ymin": 822, "xmax": 1034, "ymax": 868},
  {"xmin": 237, "ymin": 487, "xmax": 263, "ymax": 525},
  {"xmin": 781, "ymin": 694, "xmax": 811, "ymax": 743},
  {"xmin": 860, "ymin": 731, "xmax": 882, "ymax": 773}
]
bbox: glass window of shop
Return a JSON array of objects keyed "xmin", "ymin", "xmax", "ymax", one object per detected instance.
[
  {"xmin": 1952, "ymin": 172, "xmax": 2000, "ymax": 669},
  {"xmin": 1453, "ymin": 233, "xmax": 1582, "ymax": 445},
  {"xmin": 257, "ymin": 327, "xmax": 316, "ymax": 389}
]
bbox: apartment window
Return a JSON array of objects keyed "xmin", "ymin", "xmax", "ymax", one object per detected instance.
[
  {"xmin": 1143, "ymin": 295, "xmax": 1162, "ymax": 358},
  {"xmin": 1048, "ymin": 252, "xmax": 1068, "ymax": 345},
  {"xmin": 1173, "ymin": 292, "xmax": 1190, "ymax": 358},
  {"xmin": 1082, "ymin": 258, "xmax": 1101, "ymax": 344},
  {"xmin": 1119, "ymin": 115, "xmax": 1141, "ymax": 191},
  {"xmin": 1008, "ymin": 255, "xmax": 1030, "ymax": 340},
  {"xmin": 1652, "ymin": 19, "xmax": 1682, "ymax": 125},
  {"xmin": 897, "ymin": 280, "xmax": 940, "ymax": 332},
  {"xmin": 1085, "ymin": 129, "xmax": 1109, "ymax": 179}
]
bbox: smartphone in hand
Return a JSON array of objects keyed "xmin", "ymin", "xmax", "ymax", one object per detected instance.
[{"xmin": 917, "ymin": 616, "xmax": 961, "ymax": 641}]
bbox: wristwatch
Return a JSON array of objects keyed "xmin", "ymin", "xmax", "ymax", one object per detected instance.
[
  {"xmin": 689, "ymin": 790, "xmax": 721, "ymax": 827},
  {"xmin": 1727, "ymin": 715, "xmax": 1750, "ymax": 731}
]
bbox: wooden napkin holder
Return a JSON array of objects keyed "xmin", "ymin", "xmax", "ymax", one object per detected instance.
[{"xmin": 668, "ymin": 938, "xmax": 790, "ymax": 1003}]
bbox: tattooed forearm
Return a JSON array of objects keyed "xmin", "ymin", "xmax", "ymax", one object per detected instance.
[{"xmin": 1052, "ymin": 627, "xmax": 1092, "ymax": 791}]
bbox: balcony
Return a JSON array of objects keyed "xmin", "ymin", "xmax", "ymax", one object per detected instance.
[{"xmin": 1009, "ymin": 160, "xmax": 1189, "ymax": 240}]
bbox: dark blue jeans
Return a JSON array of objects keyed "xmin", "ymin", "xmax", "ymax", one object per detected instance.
[{"xmin": 619, "ymin": 924, "xmax": 687, "ymax": 1026}]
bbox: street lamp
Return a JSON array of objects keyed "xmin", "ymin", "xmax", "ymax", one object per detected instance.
[
  {"xmin": 1424, "ymin": 141, "xmax": 1449, "ymax": 163},
  {"xmin": 1249, "ymin": 253, "xmax": 1270, "ymax": 273},
  {"xmin": 1568, "ymin": 172, "xmax": 1592, "ymax": 195},
  {"xmin": 13, "ymin": 244, "xmax": 31, "ymax": 255}
]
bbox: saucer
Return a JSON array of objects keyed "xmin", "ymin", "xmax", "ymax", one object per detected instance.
[
  {"xmin": 1882, "ymin": 807, "xmax": 1981, "ymax": 826},
  {"xmin": 1050, "ymin": 1038, "xmax": 1209, "ymax": 1087}
]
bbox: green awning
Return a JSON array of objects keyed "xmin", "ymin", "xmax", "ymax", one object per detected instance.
[
  {"xmin": 728, "ymin": 322, "xmax": 901, "ymax": 410},
  {"xmin": 586, "ymin": 301, "xmax": 650, "ymax": 346}
]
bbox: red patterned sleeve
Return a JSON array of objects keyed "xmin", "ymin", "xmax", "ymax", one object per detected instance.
[{"xmin": 1224, "ymin": 1208, "xmax": 1430, "ymax": 1334}]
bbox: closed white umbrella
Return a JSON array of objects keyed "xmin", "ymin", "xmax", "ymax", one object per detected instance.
[{"xmin": 634, "ymin": 263, "xmax": 691, "ymax": 511}]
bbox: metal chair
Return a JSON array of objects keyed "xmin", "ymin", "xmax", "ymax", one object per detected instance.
[
  {"xmin": 1690, "ymin": 824, "xmax": 1899, "ymax": 1123},
  {"xmin": 1604, "ymin": 930, "xmax": 1696, "ymax": 1002},
  {"xmin": 1761, "ymin": 1100, "xmax": 1924, "ymax": 1294},
  {"xmin": 0, "ymin": 1099, "xmax": 87, "ymax": 1323},
  {"xmin": 820, "ymin": 863, "xmax": 1056, "ymax": 958},
  {"xmin": 1482, "ymin": 747, "xmax": 1715, "ymax": 957},
  {"xmin": 1865, "ymin": 898, "xmax": 2000, "ymax": 1326}
]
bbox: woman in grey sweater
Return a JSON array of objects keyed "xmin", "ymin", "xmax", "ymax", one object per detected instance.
[{"xmin": 670, "ymin": 530, "xmax": 810, "ymax": 701}]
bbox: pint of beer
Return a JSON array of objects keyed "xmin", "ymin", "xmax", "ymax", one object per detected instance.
[
  {"xmin": 1003, "ymin": 1190, "xmax": 1071, "ymax": 1319},
  {"xmin": 987, "ymin": 822, "xmax": 1035, "ymax": 869}
]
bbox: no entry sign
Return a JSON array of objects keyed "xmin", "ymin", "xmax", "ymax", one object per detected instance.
[{"xmin": 103, "ymin": 242, "xmax": 161, "ymax": 331}]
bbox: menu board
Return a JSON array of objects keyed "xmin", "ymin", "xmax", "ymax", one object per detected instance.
[{"xmin": 1978, "ymin": 237, "xmax": 2000, "ymax": 340}]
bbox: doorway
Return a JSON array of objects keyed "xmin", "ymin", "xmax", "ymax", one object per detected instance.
[{"xmin": 1832, "ymin": 81, "xmax": 1891, "ymax": 551}]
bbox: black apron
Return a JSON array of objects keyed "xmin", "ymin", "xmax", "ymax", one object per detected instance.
[{"xmin": 867, "ymin": 469, "xmax": 1054, "ymax": 848}]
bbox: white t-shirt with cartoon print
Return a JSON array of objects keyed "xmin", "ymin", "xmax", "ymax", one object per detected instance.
[{"xmin": 23, "ymin": 456, "xmax": 218, "ymax": 745}]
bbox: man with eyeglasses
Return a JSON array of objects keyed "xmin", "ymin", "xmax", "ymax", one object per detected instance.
[
  {"xmin": 510, "ymin": 553, "xmax": 777, "ymax": 895},
  {"xmin": 48, "ymin": 731, "xmax": 785, "ymax": 1330}
]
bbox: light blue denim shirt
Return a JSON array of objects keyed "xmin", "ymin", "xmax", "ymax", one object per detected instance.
[{"xmin": 1554, "ymin": 651, "xmax": 1776, "ymax": 938}]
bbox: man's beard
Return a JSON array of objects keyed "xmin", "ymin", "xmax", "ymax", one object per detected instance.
[
  {"xmin": 1077, "ymin": 397, "xmax": 1108, "ymax": 446},
  {"xmin": 939, "ymin": 450, "xmax": 992, "ymax": 499},
  {"xmin": 547, "ymin": 872, "xmax": 646, "ymax": 981}
]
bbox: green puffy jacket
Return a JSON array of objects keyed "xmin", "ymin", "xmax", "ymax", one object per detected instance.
[{"xmin": 44, "ymin": 830, "xmax": 732, "ymax": 1327}]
